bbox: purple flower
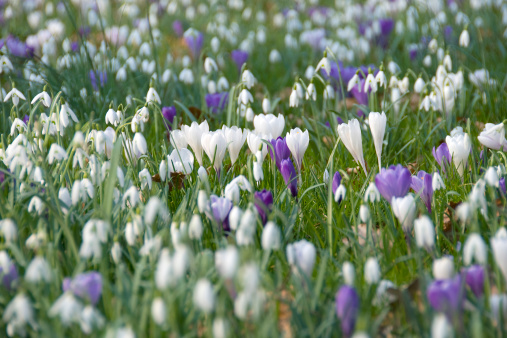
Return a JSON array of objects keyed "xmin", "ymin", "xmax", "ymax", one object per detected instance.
[
  {"xmin": 89, "ymin": 70, "xmax": 107, "ymax": 91},
  {"xmin": 410, "ymin": 170, "xmax": 433, "ymax": 213},
  {"xmin": 332, "ymin": 171, "xmax": 342, "ymax": 194},
  {"xmin": 162, "ymin": 106, "xmax": 177, "ymax": 129},
  {"xmin": 350, "ymin": 79, "xmax": 368, "ymax": 117},
  {"xmin": 173, "ymin": 20, "xmax": 183, "ymax": 37},
  {"xmin": 79, "ymin": 26, "xmax": 91, "ymax": 38},
  {"xmin": 427, "ymin": 275, "xmax": 464, "ymax": 318},
  {"xmin": 268, "ymin": 137, "xmax": 291, "ymax": 171},
  {"xmin": 63, "ymin": 271, "xmax": 102, "ymax": 305},
  {"xmin": 464, "ymin": 265, "xmax": 484, "ymax": 298},
  {"xmin": 207, "ymin": 195, "xmax": 233, "ymax": 231},
  {"xmin": 444, "ymin": 26, "xmax": 453, "ymax": 41},
  {"xmin": 231, "ymin": 50, "xmax": 249, "ymax": 72},
  {"xmin": 5, "ymin": 36, "xmax": 34, "ymax": 58},
  {"xmin": 432, "ymin": 143, "xmax": 451, "ymax": 169},
  {"xmin": 1, "ymin": 263, "xmax": 18, "ymax": 291},
  {"xmin": 184, "ymin": 29, "xmax": 203, "ymax": 59},
  {"xmin": 22, "ymin": 115, "xmax": 29, "ymax": 124},
  {"xmin": 254, "ymin": 190, "xmax": 273, "ymax": 225},
  {"xmin": 335, "ymin": 285, "xmax": 359, "ymax": 337},
  {"xmin": 71, "ymin": 41, "xmax": 79, "ymax": 53},
  {"xmin": 325, "ymin": 116, "xmax": 344, "ymax": 128},
  {"xmin": 500, "ymin": 177, "xmax": 506, "ymax": 196},
  {"xmin": 205, "ymin": 92, "xmax": 229, "ymax": 114},
  {"xmin": 0, "ymin": 171, "xmax": 4, "ymax": 184},
  {"xmin": 375, "ymin": 165, "xmax": 412, "ymax": 203},
  {"xmin": 409, "ymin": 46, "xmax": 418, "ymax": 61},
  {"xmin": 280, "ymin": 159, "xmax": 298, "ymax": 198}
]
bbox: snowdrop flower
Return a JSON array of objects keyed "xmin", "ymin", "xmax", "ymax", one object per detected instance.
[
  {"xmin": 182, "ymin": 120, "xmax": 209, "ymax": 166},
  {"xmin": 131, "ymin": 132, "xmax": 147, "ymax": 159},
  {"xmin": 364, "ymin": 257, "xmax": 381, "ymax": 284},
  {"xmin": 414, "ymin": 216, "xmax": 435, "ymax": 249},
  {"xmin": 463, "ymin": 233, "xmax": 487, "ymax": 266},
  {"xmin": 139, "ymin": 168, "xmax": 152, "ymax": 190},
  {"xmin": 10, "ymin": 118, "xmax": 27, "ymax": 136},
  {"xmin": 306, "ymin": 83, "xmax": 316, "ymax": 101},
  {"xmin": 144, "ymin": 197, "xmax": 169, "ymax": 226},
  {"xmin": 111, "ymin": 242, "xmax": 122, "ymax": 264},
  {"xmin": 31, "ymin": 90, "xmax": 52, "ymax": 107},
  {"xmin": 286, "ymin": 239, "xmax": 316, "ymax": 276},
  {"xmin": 364, "ymin": 73, "xmax": 377, "ymax": 93},
  {"xmin": 343, "ymin": 262, "xmax": 355, "ymax": 285},
  {"xmin": 359, "ymin": 204, "xmax": 370, "ymax": 223},
  {"xmin": 289, "ymin": 85, "xmax": 299, "ymax": 107},
  {"xmin": 364, "ymin": 182, "xmax": 381, "ymax": 203},
  {"xmin": 392, "ymin": 194, "xmax": 416, "ymax": 233},
  {"xmin": 428, "ymin": 39, "xmax": 438, "ymax": 53},
  {"xmin": 72, "ymin": 179, "xmax": 94, "ymax": 205},
  {"xmin": 241, "ymin": 69, "xmax": 256, "ymax": 89},
  {"xmin": 79, "ymin": 305, "xmax": 105, "ymax": 334},
  {"xmin": 414, "ymin": 77, "xmax": 425, "ymax": 93},
  {"xmin": 25, "ymin": 256, "xmax": 52, "ymax": 283},
  {"xmin": 146, "ymin": 86, "xmax": 161, "ymax": 104},
  {"xmin": 215, "ymin": 246, "xmax": 239, "ymax": 279},
  {"xmin": 223, "ymin": 126, "xmax": 247, "ymax": 165},
  {"xmin": 3, "ymin": 294, "xmax": 36, "ymax": 337},
  {"xmin": 478, "ymin": 123, "xmax": 506, "ymax": 151},
  {"xmin": 262, "ymin": 97, "xmax": 271, "ymax": 113},
  {"xmin": 151, "ymin": 298, "xmax": 166, "ymax": 326},
  {"xmin": 334, "ymin": 184, "xmax": 346, "ymax": 203},
  {"xmin": 105, "ymin": 108, "xmax": 122, "ymax": 126},
  {"xmin": 238, "ymin": 88, "xmax": 253, "ymax": 105},
  {"xmin": 398, "ymin": 76, "xmax": 409, "ymax": 94},
  {"xmin": 433, "ymin": 257, "xmax": 454, "ymax": 280},
  {"xmin": 193, "ymin": 279, "xmax": 215, "ymax": 313},
  {"xmin": 204, "ymin": 57, "xmax": 218, "ymax": 74},
  {"xmin": 286, "ymin": 128, "xmax": 309, "ymax": 176},
  {"xmin": 47, "ymin": 143, "xmax": 68, "ymax": 164},
  {"xmin": 4, "ymin": 87, "xmax": 26, "ymax": 106},
  {"xmin": 202, "ymin": 130, "xmax": 227, "ymax": 174},
  {"xmin": 337, "ymin": 119, "xmax": 367, "ymax": 175},
  {"xmin": 315, "ymin": 53, "xmax": 331, "ymax": 76},
  {"xmin": 368, "ymin": 112, "xmax": 386, "ymax": 169},
  {"xmin": 254, "ymin": 114, "xmax": 285, "ymax": 139},
  {"xmin": 485, "ymin": 166, "xmax": 500, "ymax": 187},
  {"xmin": 446, "ymin": 129, "xmax": 471, "ymax": 177},
  {"xmin": 432, "ymin": 172, "xmax": 446, "ymax": 190},
  {"xmin": 253, "ymin": 160, "xmax": 263, "ymax": 183},
  {"xmin": 179, "ymin": 68, "xmax": 194, "ymax": 84},
  {"xmin": 459, "ymin": 29, "xmax": 470, "ymax": 47},
  {"xmin": 347, "ymin": 73, "xmax": 360, "ymax": 92},
  {"xmin": 0, "ymin": 219, "xmax": 18, "ymax": 243},
  {"xmin": 262, "ymin": 221, "xmax": 281, "ymax": 250},
  {"xmin": 28, "ymin": 196, "xmax": 45, "ymax": 215},
  {"xmin": 431, "ymin": 314, "xmax": 453, "ymax": 338},
  {"xmin": 188, "ymin": 215, "xmax": 203, "ymax": 239},
  {"xmin": 491, "ymin": 228, "xmax": 507, "ymax": 283},
  {"xmin": 49, "ymin": 292, "xmax": 83, "ymax": 326},
  {"xmin": 375, "ymin": 70, "xmax": 387, "ymax": 88}
]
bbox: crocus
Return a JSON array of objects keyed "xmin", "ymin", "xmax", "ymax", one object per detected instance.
[
  {"xmin": 332, "ymin": 171, "xmax": 342, "ymax": 195},
  {"xmin": 223, "ymin": 126, "xmax": 247, "ymax": 165},
  {"xmin": 427, "ymin": 275, "xmax": 464, "ymax": 318},
  {"xmin": 391, "ymin": 194, "xmax": 416, "ymax": 233},
  {"xmin": 268, "ymin": 137, "xmax": 291, "ymax": 171},
  {"xmin": 368, "ymin": 112, "xmax": 387, "ymax": 169},
  {"xmin": 500, "ymin": 177, "xmax": 506, "ymax": 195},
  {"xmin": 464, "ymin": 265, "xmax": 484, "ymax": 298},
  {"xmin": 254, "ymin": 190, "xmax": 273, "ymax": 225},
  {"xmin": 0, "ymin": 262, "xmax": 18, "ymax": 291},
  {"xmin": 375, "ymin": 165, "xmax": 412, "ymax": 203},
  {"xmin": 414, "ymin": 215, "xmax": 435, "ymax": 249},
  {"xmin": 286, "ymin": 128, "xmax": 309, "ymax": 178},
  {"xmin": 231, "ymin": 50, "xmax": 249, "ymax": 72},
  {"xmin": 478, "ymin": 123, "xmax": 506, "ymax": 151},
  {"xmin": 162, "ymin": 106, "xmax": 177, "ymax": 129},
  {"xmin": 432, "ymin": 143, "xmax": 452, "ymax": 170},
  {"xmin": 280, "ymin": 159, "xmax": 298, "ymax": 197},
  {"xmin": 446, "ymin": 128, "xmax": 471, "ymax": 177},
  {"xmin": 335, "ymin": 286, "xmax": 359, "ymax": 337},
  {"xmin": 411, "ymin": 170, "xmax": 433, "ymax": 212},
  {"xmin": 254, "ymin": 114, "xmax": 285, "ymax": 139},
  {"xmin": 62, "ymin": 272, "xmax": 102, "ymax": 305},
  {"xmin": 337, "ymin": 119, "xmax": 367, "ymax": 175},
  {"xmin": 205, "ymin": 92, "xmax": 229, "ymax": 114},
  {"xmin": 201, "ymin": 130, "xmax": 227, "ymax": 174},
  {"xmin": 183, "ymin": 28, "xmax": 203, "ymax": 59},
  {"xmin": 182, "ymin": 120, "xmax": 209, "ymax": 166},
  {"xmin": 207, "ymin": 195, "xmax": 233, "ymax": 231}
]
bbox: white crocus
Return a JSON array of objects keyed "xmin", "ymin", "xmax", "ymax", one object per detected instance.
[
  {"xmin": 201, "ymin": 130, "xmax": 227, "ymax": 173},
  {"xmin": 167, "ymin": 148, "xmax": 194, "ymax": 175},
  {"xmin": 286, "ymin": 128, "xmax": 309, "ymax": 178},
  {"xmin": 253, "ymin": 113, "xmax": 285, "ymax": 139},
  {"xmin": 368, "ymin": 112, "xmax": 387, "ymax": 170},
  {"xmin": 446, "ymin": 129, "xmax": 471, "ymax": 177},
  {"xmin": 337, "ymin": 119, "xmax": 367, "ymax": 175},
  {"xmin": 478, "ymin": 123, "xmax": 506, "ymax": 151},
  {"xmin": 223, "ymin": 126, "xmax": 247, "ymax": 165},
  {"xmin": 182, "ymin": 120, "xmax": 209, "ymax": 166}
]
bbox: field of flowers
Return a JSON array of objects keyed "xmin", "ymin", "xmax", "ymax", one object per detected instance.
[{"xmin": 1, "ymin": 0, "xmax": 507, "ymax": 336}]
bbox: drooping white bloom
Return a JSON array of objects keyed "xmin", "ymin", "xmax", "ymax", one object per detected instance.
[
  {"xmin": 213, "ymin": 318, "xmax": 229, "ymax": 338},
  {"xmin": 364, "ymin": 73, "xmax": 377, "ymax": 93},
  {"xmin": 10, "ymin": 118, "xmax": 27, "ymax": 136},
  {"xmin": 139, "ymin": 168, "xmax": 152, "ymax": 190},
  {"xmin": 31, "ymin": 90, "xmax": 52, "ymax": 107},
  {"xmin": 306, "ymin": 83, "xmax": 316, "ymax": 101},
  {"xmin": 334, "ymin": 184, "xmax": 346, "ymax": 202},
  {"xmin": 0, "ymin": 218, "xmax": 18, "ymax": 243},
  {"xmin": 241, "ymin": 69, "xmax": 257, "ymax": 89},
  {"xmin": 432, "ymin": 172, "xmax": 446, "ymax": 191},
  {"xmin": 72, "ymin": 179, "xmax": 94, "ymax": 205},
  {"xmin": 193, "ymin": 279, "xmax": 215, "ymax": 313},
  {"xmin": 375, "ymin": 70, "xmax": 387, "ymax": 88},
  {"xmin": 368, "ymin": 112, "xmax": 387, "ymax": 170},
  {"xmin": 433, "ymin": 257, "xmax": 454, "ymax": 280},
  {"xmin": 49, "ymin": 292, "xmax": 83, "ymax": 326},
  {"xmin": 182, "ymin": 120, "xmax": 209, "ymax": 166},
  {"xmin": 491, "ymin": 228, "xmax": 507, "ymax": 283},
  {"xmin": 459, "ymin": 29, "xmax": 470, "ymax": 47},
  {"xmin": 414, "ymin": 215, "xmax": 435, "ymax": 249},
  {"xmin": 364, "ymin": 182, "xmax": 381, "ymax": 203},
  {"xmin": 262, "ymin": 98, "xmax": 271, "ymax": 113},
  {"xmin": 347, "ymin": 73, "xmax": 360, "ymax": 92},
  {"xmin": 431, "ymin": 313, "xmax": 453, "ymax": 338},
  {"xmin": 179, "ymin": 68, "xmax": 194, "ymax": 84},
  {"xmin": 3, "ymin": 293, "xmax": 36, "ymax": 337},
  {"xmin": 446, "ymin": 128, "xmax": 471, "ymax": 177},
  {"xmin": 337, "ymin": 119, "xmax": 367, "ymax": 175},
  {"xmin": 201, "ymin": 130, "xmax": 227, "ymax": 173},
  {"xmin": 359, "ymin": 204, "xmax": 370, "ymax": 223},
  {"xmin": 79, "ymin": 305, "xmax": 105, "ymax": 334},
  {"xmin": 262, "ymin": 221, "xmax": 281, "ymax": 250},
  {"xmin": 315, "ymin": 55, "xmax": 331, "ymax": 76},
  {"xmin": 289, "ymin": 86, "xmax": 299, "ymax": 107},
  {"xmin": 364, "ymin": 257, "xmax": 381, "ymax": 284},
  {"xmin": 151, "ymin": 297, "xmax": 166, "ymax": 326},
  {"xmin": 47, "ymin": 143, "xmax": 68, "ymax": 164},
  {"xmin": 286, "ymin": 239, "xmax": 316, "ymax": 276},
  {"xmin": 25, "ymin": 256, "xmax": 52, "ymax": 283},
  {"xmin": 463, "ymin": 233, "xmax": 487, "ymax": 266},
  {"xmin": 111, "ymin": 242, "xmax": 122, "ymax": 264},
  {"xmin": 4, "ymin": 88, "xmax": 26, "ymax": 106},
  {"xmin": 478, "ymin": 123, "xmax": 506, "ymax": 151},
  {"xmin": 215, "ymin": 246, "xmax": 239, "ymax": 279},
  {"xmin": 414, "ymin": 77, "xmax": 425, "ymax": 93},
  {"xmin": 188, "ymin": 215, "xmax": 203, "ymax": 239},
  {"xmin": 146, "ymin": 87, "xmax": 161, "ymax": 104},
  {"xmin": 485, "ymin": 166, "xmax": 500, "ymax": 187},
  {"xmin": 238, "ymin": 88, "xmax": 253, "ymax": 105},
  {"xmin": 391, "ymin": 194, "xmax": 416, "ymax": 232},
  {"xmin": 204, "ymin": 57, "xmax": 218, "ymax": 74},
  {"xmin": 144, "ymin": 197, "xmax": 170, "ymax": 226},
  {"xmin": 253, "ymin": 114, "xmax": 285, "ymax": 139},
  {"xmin": 343, "ymin": 262, "xmax": 355, "ymax": 286},
  {"xmin": 223, "ymin": 126, "xmax": 247, "ymax": 165}
]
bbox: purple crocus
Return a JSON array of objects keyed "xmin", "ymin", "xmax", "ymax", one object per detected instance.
[
  {"xmin": 499, "ymin": 177, "xmax": 506, "ymax": 196},
  {"xmin": 350, "ymin": 79, "xmax": 369, "ymax": 117},
  {"xmin": 254, "ymin": 190, "xmax": 273, "ymax": 225},
  {"xmin": 205, "ymin": 92, "xmax": 229, "ymax": 114},
  {"xmin": 5, "ymin": 36, "xmax": 34, "ymax": 58},
  {"xmin": 427, "ymin": 275, "xmax": 464, "ymax": 318},
  {"xmin": 208, "ymin": 195, "xmax": 233, "ymax": 231},
  {"xmin": 162, "ymin": 106, "xmax": 177, "ymax": 129},
  {"xmin": 325, "ymin": 116, "xmax": 344, "ymax": 128},
  {"xmin": 89, "ymin": 70, "xmax": 107, "ymax": 91},
  {"xmin": 22, "ymin": 114, "xmax": 29, "ymax": 125},
  {"xmin": 173, "ymin": 20, "xmax": 183, "ymax": 37},
  {"xmin": 63, "ymin": 271, "xmax": 102, "ymax": 305},
  {"xmin": 269, "ymin": 137, "xmax": 291, "ymax": 171},
  {"xmin": 231, "ymin": 50, "xmax": 249, "ymax": 72},
  {"xmin": 335, "ymin": 285, "xmax": 359, "ymax": 338},
  {"xmin": 1, "ymin": 263, "xmax": 18, "ymax": 291},
  {"xmin": 332, "ymin": 171, "xmax": 342, "ymax": 195},
  {"xmin": 71, "ymin": 41, "xmax": 79, "ymax": 53},
  {"xmin": 79, "ymin": 26, "xmax": 91, "ymax": 38},
  {"xmin": 0, "ymin": 171, "xmax": 4, "ymax": 184},
  {"xmin": 184, "ymin": 29, "xmax": 203, "ymax": 59},
  {"xmin": 375, "ymin": 165, "xmax": 412, "ymax": 203},
  {"xmin": 280, "ymin": 159, "xmax": 298, "ymax": 198},
  {"xmin": 432, "ymin": 143, "xmax": 451, "ymax": 169},
  {"xmin": 463, "ymin": 265, "xmax": 484, "ymax": 298},
  {"xmin": 410, "ymin": 171, "xmax": 433, "ymax": 213}
]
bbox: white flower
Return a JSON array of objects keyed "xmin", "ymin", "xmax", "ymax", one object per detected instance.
[
  {"xmin": 131, "ymin": 132, "xmax": 148, "ymax": 159},
  {"xmin": 241, "ymin": 69, "xmax": 256, "ymax": 89},
  {"xmin": 347, "ymin": 73, "xmax": 360, "ymax": 92},
  {"xmin": 485, "ymin": 166, "xmax": 500, "ymax": 187},
  {"xmin": 392, "ymin": 194, "xmax": 416, "ymax": 232},
  {"xmin": 3, "ymin": 294, "xmax": 36, "ymax": 337},
  {"xmin": 289, "ymin": 87, "xmax": 299, "ymax": 107},
  {"xmin": 364, "ymin": 73, "xmax": 377, "ymax": 93},
  {"xmin": 179, "ymin": 68, "xmax": 194, "ymax": 84},
  {"xmin": 334, "ymin": 184, "xmax": 346, "ymax": 202},
  {"xmin": 359, "ymin": 204, "xmax": 370, "ymax": 223},
  {"xmin": 324, "ymin": 85, "xmax": 335, "ymax": 100},
  {"xmin": 368, "ymin": 112, "xmax": 386, "ymax": 170},
  {"xmin": 182, "ymin": 120, "xmax": 209, "ymax": 166},
  {"xmin": 0, "ymin": 218, "xmax": 18, "ymax": 243},
  {"xmin": 414, "ymin": 77, "xmax": 425, "ymax": 93},
  {"xmin": 286, "ymin": 127, "xmax": 309, "ymax": 176},
  {"xmin": 364, "ymin": 182, "xmax": 381, "ymax": 203},
  {"xmin": 193, "ymin": 279, "xmax": 215, "ymax": 313},
  {"xmin": 213, "ymin": 318, "xmax": 229, "ymax": 338},
  {"xmin": 144, "ymin": 197, "xmax": 170, "ymax": 226},
  {"xmin": 315, "ymin": 55, "xmax": 331, "ymax": 76},
  {"xmin": 4, "ymin": 88, "xmax": 26, "ymax": 106},
  {"xmin": 253, "ymin": 114, "xmax": 285, "ymax": 139},
  {"xmin": 414, "ymin": 215, "xmax": 435, "ymax": 249},
  {"xmin": 337, "ymin": 119, "xmax": 367, "ymax": 175},
  {"xmin": 431, "ymin": 314, "xmax": 453, "ymax": 338},
  {"xmin": 215, "ymin": 246, "xmax": 239, "ymax": 279},
  {"xmin": 201, "ymin": 130, "xmax": 227, "ymax": 173},
  {"xmin": 433, "ymin": 257, "xmax": 454, "ymax": 280},
  {"xmin": 79, "ymin": 305, "xmax": 105, "ymax": 334},
  {"xmin": 343, "ymin": 262, "xmax": 355, "ymax": 286},
  {"xmin": 375, "ymin": 70, "xmax": 387, "ymax": 88},
  {"xmin": 204, "ymin": 57, "xmax": 218, "ymax": 74},
  {"xmin": 446, "ymin": 130, "xmax": 471, "ymax": 177},
  {"xmin": 25, "ymin": 257, "xmax": 52, "ymax": 283},
  {"xmin": 139, "ymin": 168, "xmax": 152, "ymax": 190},
  {"xmin": 432, "ymin": 172, "xmax": 446, "ymax": 191},
  {"xmin": 398, "ymin": 76, "xmax": 409, "ymax": 94},
  {"xmin": 111, "ymin": 242, "xmax": 122, "ymax": 264},
  {"xmin": 72, "ymin": 179, "xmax": 94, "ymax": 205},
  {"xmin": 306, "ymin": 83, "xmax": 316, "ymax": 101},
  {"xmin": 262, "ymin": 221, "xmax": 281, "ymax": 250},
  {"xmin": 47, "ymin": 143, "xmax": 68, "ymax": 164},
  {"xmin": 492, "ymin": 228, "xmax": 507, "ymax": 283},
  {"xmin": 146, "ymin": 87, "xmax": 161, "ymax": 104},
  {"xmin": 189, "ymin": 215, "xmax": 203, "ymax": 239},
  {"xmin": 223, "ymin": 126, "xmax": 247, "ymax": 165},
  {"xmin": 463, "ymin": 233, "xmax": 487, "ymax": 266},
  {"xmin": 28, "ymin": 196, "xmax": 45, "ymax": 215},
  {"xmin": 151, "ymin": 298, "xmax": 166, "ymax": 326},
  {"xmin": 364, "ymin": 257, "xmax": 381, "ymax": 284},
  {"xmin": 238, "ymin": 89, "xmax": 253, "ymax": 105},
  {"xmin": 10, "ymin": 118, "xmax": 27, "ymax": 136},
  {"xmin": 167, "ymin": 148, "xmax": 194, "ymax": 175},
  {"xmin": 49, "ymin": 292, "xmax": 83, "ymax": 326},
  {"xmin": 31, "ymin": 91, "xmax": 52, "ymax": 107},
  {"xmin": 459, "ymin": 29, "xmax": 470, "ymax": 47},
  {"xmin": 262, "ymin": 98, "xmax": 271, "ymax": 113},
  {"xmin": 478, "ymin": 123, "xmax": 506, "ymax": 151},
  {"xmin": 286, "ymin": 239, "xmax": 316, "ymax": 276}
]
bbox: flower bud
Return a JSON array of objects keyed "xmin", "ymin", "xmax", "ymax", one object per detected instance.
[
  {"xmin": 193, "ymin": 279, "xmax": 215, "ymax": 313},
  {"xmin": 414, "ymin": 215, "xmax": 435, "ymax": 249},
  {"xmin": 432, "ymin": 257, "xmax": 454, "ymax": 280},
  {"xmin": 463, "ymin": 233, "xmax": 487, "ymax": 266},
  {"xmin": 151, "ymin": 297, "xmax": 166, "ymax": 325},
  {"xmin": 359, "ymin": 205, "xmax": 370, "ymax": 223},
  {"xmin": 364, "ymin": 257, "xmax": 380, "ymax": 284},
  {"xmin": 228, "ymin": 206, "xmax": 243, "ymax": 231},
  {"xmin": 342, "ymin": 261, "xmax": 355, "ymax": 286},
  {"xmin": 262, "ymin": 221, "xmax": 281, "ymax": 250},
  {"xmin": 189, "ymin": 215, "xmax": 203, "ymax": 239}
]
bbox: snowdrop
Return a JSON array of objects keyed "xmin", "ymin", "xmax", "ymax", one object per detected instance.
[
  {"xmin": 0, "ymin": 219, "xmax": 18, "ymax": 243},
  {"xmin": 31, "ymin": 90, "xmax": 52, "ymax": 107},
  {"xmin": 139, "ymin": 168, "xmax": 152, "ymax": 190},
  {"xmin": 491, "ymin": 228, "xmax": 507, "ymax": 283},
  {"xmin": 414, "ymin": 216, "xmax": 435, "ymax": 249},
  {"xmin": 463, "ymin": 233, "xmax": 487, "ymax": 265},
  {"xmin": 364, "ymin": 182, "xmax": 381, "ymax": 203},
  {"xmin": 241, "ymin": 69, "xmax": 256, "ymax": 89},
  {"xmin": 25, "ymin": 256, "xmax": 52, "ymax": 283},
  {"xmin": 432, "ymin": 257, "xmax": 454, "ymax": 280},
  {"xmin": 347, "ymin": 73, "xmax": 360, "ymax": 92},
  {"xmin": 4, "ymin": 87, "xmax": 26, "ymax": 106},
  {"xmin": 306, "ymin": 82, "xmax": 316, "ymax": 101},
  {"xmin": 262, "ymin": 221, "xmax": 281, "ymax": 250},
  {"xmin": 10, "ymin": 118, "xmax": 27, "ymax": 136},
  {"xmin": 3, "ymin": 294, "xmax": 36, "ymax": 337},
  {"xmin": 193, "ymin": 279, "xmax": 215, "ymax": 313},
  {"xmin": 72, "ymin": 179, "xmax": 94, "ymax": 205},
  {"xmin": 215, "ymin": 246, "xmax": 239, "ymax": 279},
  {"xmin": 337, "ymin": 119, "xmax": 367, "ymax": 175},
  {"xmin": 364, "ymin": 257, "xmax": 381, "ymax": 284},
  {"xmin": 47, "ymin": 143, "xmax": 68, "ymax": 164},
  {"xmin": 49, "ymin": 292, "xmax": 83, "ymax": 326},
  {"xmin": 459, "ymin": 29, "xmax": 470, "ymax": 47},
  {"xmin": 364, "ymin": 73, "xmax": 377, "ymax": 93},
  {"xmin": 286, "ymin": 239, "xmax": 316, "ymax": 276}
]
